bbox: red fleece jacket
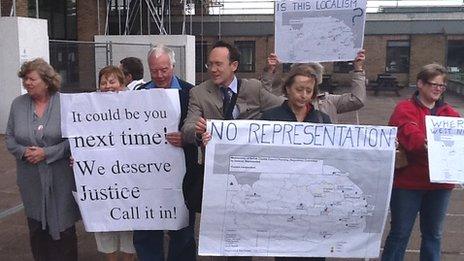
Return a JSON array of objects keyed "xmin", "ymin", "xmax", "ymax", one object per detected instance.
[{"xmin": 389, "ymin": 94, "xmax": 460, "ymax": 190}]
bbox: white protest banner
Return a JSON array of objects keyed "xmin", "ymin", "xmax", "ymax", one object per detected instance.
[
  {"xmin": 61, "ymin": 89, "xmax": 188, "ymax": 232},
  {"xmin": 426, "ymin": 115, "xmax": 464, "ymax": 184},
  {"xmin": 199, "ymin": 120, "xmax": 396, "ymax": 258},
  {"xmin": 275, "ymin": 0, "xmax": 367, "ymax": 63}
]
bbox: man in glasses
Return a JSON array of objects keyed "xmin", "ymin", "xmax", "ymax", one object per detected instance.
[{"xmin": 181, "ymin": 41, "xmax": 284, "ymax": 261}]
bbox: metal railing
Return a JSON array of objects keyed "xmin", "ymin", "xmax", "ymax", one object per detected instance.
[{"xmin": 49, "ymin": 40, "xmax": 152, "ymax": 93}]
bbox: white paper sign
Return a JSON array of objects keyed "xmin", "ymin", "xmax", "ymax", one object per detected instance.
[
  {"xmin": 426, "ymin": 115, "xmax": 464, "ymax": 184},
  {"xmin": 61, "ymin": 90, "xmax": 188, "ymax": 232},
  {"xmin": 275, "ymin": 0, "xmax": 367, "ymax": 63},
  {"xmin": 199, "ymin": 120, "xmax": 396, "ymax": 258}
]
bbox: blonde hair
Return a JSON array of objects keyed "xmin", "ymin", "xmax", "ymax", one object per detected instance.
[
  {"xmin": 18, "ymin": 58, "xmax": 61, "ymax": 93},
  {"xmin": 282, "ymin": 65, "xmax": 319, "ymax": 100}
]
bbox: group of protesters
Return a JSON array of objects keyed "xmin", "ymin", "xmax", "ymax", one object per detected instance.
[{"xmin": 5, "ymin": 39, "xmax": 459, "ymax": 261}]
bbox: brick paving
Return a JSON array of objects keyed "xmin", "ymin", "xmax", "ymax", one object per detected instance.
[{"xmin": 1, "ymin": 87, "xmax": 463, "ymax": 260}]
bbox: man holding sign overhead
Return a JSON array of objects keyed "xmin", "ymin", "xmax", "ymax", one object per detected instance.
[{"xmin": 261, "ymin": 50, "xmax": 366, "ymax": 123}]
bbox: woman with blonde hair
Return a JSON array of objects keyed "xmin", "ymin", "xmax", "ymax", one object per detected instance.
[{"xmin": 6, "ymin": 58, "xmax": 80, "ymax": 260}]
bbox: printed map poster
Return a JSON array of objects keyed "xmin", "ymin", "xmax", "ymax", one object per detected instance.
[
  {"xmin": 275, "ymin": 0, "xmax": 367, "ymax": 63},
  {"xmin": 426, "ymin": 115, "xmax": 464, "ymax": 184},
  {"xmin": 61, "ymin": 90, "xmax": 189, "ymax": 232},
  {"xmin": 199, "ymin": 120, "xmax": 397, "ymax": 258}
]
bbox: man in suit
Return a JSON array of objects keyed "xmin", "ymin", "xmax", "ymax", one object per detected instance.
[
  {"xmin": 182, "ymin": 41, "xmax": 283, "ymax": 261},
  {"xmin": 133, "ymin": 45, "xmax": 197, "ymax": 261},
  {"xmin": 182, "ymin": 41, "xmax": 283, "ymax": 145}
]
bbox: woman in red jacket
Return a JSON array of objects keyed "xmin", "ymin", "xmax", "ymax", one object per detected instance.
[{"xmin": 382, "ymin": 64, "xmax": 460, "ymax": 261}]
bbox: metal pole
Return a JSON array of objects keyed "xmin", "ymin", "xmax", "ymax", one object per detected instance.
[
  {"xmin": 139, "ymin": 0, "xmax": 143, "ymax": 34},
  {"xmin": 189, "ymin": 0, "xmax": 192, "ymax": 35},
  {"xmin": 35, "ymin": 0, "xmax": 39, "ymax": 18},
  {"xmin": 12, "ymin": 0, "xmax": 16, "ymax": 16},
  {"xmin": 168, "ymin": 0, "xmax": 171, "ymax": 34},
  {"xmin": 118, "ymin": 0, "xmax": 121, "ymax": 35},
  {"xmin": 105, "ymin": 0, "xmax": 110, "ymax": 35},
  {"xmin": 124, "ymin": 0, "xmax": 130, "ymax": 34},
  {"xmin": 181, "ymin": 0, "xmax": 185, "ymax": 34},
  {"xmin": 109, "ymin": 41, "xmax": 113, "ymax": 65},
  {"xmin": 218, "ymin": 0, "xmax": 222, "ymax": 39},
  {"xmin": 97, "ymin": 0, "xmax": 101, "ymax": 35}
]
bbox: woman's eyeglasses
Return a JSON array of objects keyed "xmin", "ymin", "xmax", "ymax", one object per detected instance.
[{"xmin": 426, "ymin": 81, "xmax": 447, "ymax": 91}]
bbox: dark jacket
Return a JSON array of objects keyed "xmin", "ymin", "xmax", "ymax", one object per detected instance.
[
  {"xmin": 389, "ymin": 92, "xmax": 460, "ymax": 190},
  {"xmin": 139, "ymin": 78, "xmax": 200, "ymax": 208},
  {"xmin": 261, "ymin": 100, "xmax": 331, "ymax": 124}
]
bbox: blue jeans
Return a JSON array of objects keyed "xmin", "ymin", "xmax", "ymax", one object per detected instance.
[
  {"xmin": 382, "ymin": 188, "xmax": 452, "ymax": 261},
  {"xmin": 133, "ymin": 211, "xmax": 196, "ymax": 261}
]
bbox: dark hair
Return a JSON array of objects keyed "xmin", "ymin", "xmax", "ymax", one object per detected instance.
[
  {"xmin": 417, "ymin": 63, "xmax": 448, "ymax": 83},
  {"xmin": 211, "ymin": 41, "xmax": 240, "ymax": 64},
  {"xmin": 282, "ymin": 65, "xmax": 319, "ymax": 100},
  {"xmin": 120, "ymin": 57, "xmax": 144, "ymax": 80},
  {"xmin": 18, "ymin": 58, "xmax": 61, "ymax": 93},
  {"xmin": 98, "ymin": 66, "xmax": 125, "ymax": 87}
]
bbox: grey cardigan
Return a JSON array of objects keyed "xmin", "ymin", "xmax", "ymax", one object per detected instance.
[{"xmin": 6, "ymin": 92, "xmax": 80, "ymax": 240}]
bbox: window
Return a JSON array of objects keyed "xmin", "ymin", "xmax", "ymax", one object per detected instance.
[
  {"xmin": 235, "ymin": 41, "xmax": 255, "ymax": 72},
  {"xmin": 283, "ymin": 63, "xmax": 293, "ymax": 73},
  {"xmin": 447, "ymin": 40, "xmax": 464, "ymax": 71},
  {"xmin": 195, "ymin": 41, "xmax": 208, "ymax": 73},
  {"xmin": 386, "ymin": 41, "xmax": 410, "ymax": 73},
  {"xmin": 333, "ymin": 61, "xmax": 353, "ymax": 73},
  {"xmin": 28, "ymin": 0, "xmax": 77, "ymax": 40}
]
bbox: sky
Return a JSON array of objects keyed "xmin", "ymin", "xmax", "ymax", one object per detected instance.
[{"xmin": 207, "ymin": 0, "xmax": 464, "ymax": 15}]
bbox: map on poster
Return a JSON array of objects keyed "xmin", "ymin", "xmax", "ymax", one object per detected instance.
[
  {"xmin": 199, "ymin": 120, "xmax": 396, "ymax": 258},
  {"xmin": 426, "ymin": 115, "xmax": 464, "ymax": 184},
  {"xmin": 274, "ymin": 0, "xmax": 367, "ymax": 62}
]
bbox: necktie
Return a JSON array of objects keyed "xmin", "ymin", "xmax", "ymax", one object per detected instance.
[{"xmin": 221, "ymin": 87, "xmax": 233, "ymax": 118}]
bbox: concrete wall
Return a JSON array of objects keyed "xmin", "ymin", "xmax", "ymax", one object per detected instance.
[{"xmin": 0, "ymin": 17, "xmax": 49, "ymax": 133}]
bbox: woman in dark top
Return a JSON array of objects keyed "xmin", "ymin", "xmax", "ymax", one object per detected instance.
[
  {"xmin": 262, "ymin": 64, "xmax": 329, "ymax": 261},
  {"xmin": 261, "ymin": 64, "xmax": 330, "ymax": 125}
]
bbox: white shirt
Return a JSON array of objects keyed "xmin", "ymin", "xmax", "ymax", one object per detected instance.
[{"xmin": 127, "ymin": 79, "xmax": 146, "ymax": 91}]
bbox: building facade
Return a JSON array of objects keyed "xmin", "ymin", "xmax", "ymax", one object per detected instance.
[{"xmin": 1, "ymin": 1, "xmax": 464, "ymax": 88}]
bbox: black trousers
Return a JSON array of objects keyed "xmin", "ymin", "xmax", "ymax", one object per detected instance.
[{"xmin": 27, "ymin": 218, "xmax": 77, "ymax": 261}]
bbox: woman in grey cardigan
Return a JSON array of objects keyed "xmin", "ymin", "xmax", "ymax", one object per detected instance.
[{"xmin": 6, "ymin": 58, "xmax": 80, "ymax": 261}]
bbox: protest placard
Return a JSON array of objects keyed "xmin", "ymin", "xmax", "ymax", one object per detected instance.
[
  {"xmin": 426, "ymin": 115, "xmax": 464, "ymax": 184},
  {"xmin": 199, "ymin": 120, "xmax": 396, "ymax": 258},
  {"xmin": 275, "ymin": 0, "xmax": 367, "ymax": 62},
  {"xmin": 61, "ymin": 90, "xmax": 188, "ymax": 232}
]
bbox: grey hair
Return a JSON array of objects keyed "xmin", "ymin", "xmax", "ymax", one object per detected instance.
[
  {"xmin": 147, "ymin": 44, "xmax": 176, "ymax": 67},
  {"xmin": 291, "ymin": 62, "xmax": 324, "ymax": 85}
]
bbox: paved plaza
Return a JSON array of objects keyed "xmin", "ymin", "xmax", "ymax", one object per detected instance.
[{"xmin": 1, "ymin": 87, "xmax": 463, "ymax": 260}]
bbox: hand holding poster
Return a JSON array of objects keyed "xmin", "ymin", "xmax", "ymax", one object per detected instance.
[
  {"xmin": 426, "ymin": 115, "xmax": 464, "ymax": 184},
  {"xmin": 60, "ymin": 90, "xmax": 188, "ymax": 232},
  {"xmin": 275, "ymin": 0, "xmax": 367, "ymax": 63},
  {"xmin": 199, "ymin": 120, "xmax": 396, "ymax": 258}
]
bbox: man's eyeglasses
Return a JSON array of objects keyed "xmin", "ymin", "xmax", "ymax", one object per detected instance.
[{"xmin": 426, "ymin": 81, "xmax": 447, "ymax": 91}]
